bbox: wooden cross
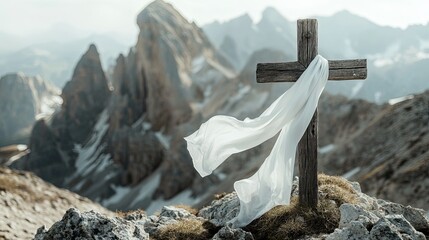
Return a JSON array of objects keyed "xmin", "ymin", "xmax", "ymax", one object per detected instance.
[{"xmin": 256, "ymin": 19, "xmax": 367, "ymax": 208}]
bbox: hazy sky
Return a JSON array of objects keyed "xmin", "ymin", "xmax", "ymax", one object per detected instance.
[{"xmin": 1, "ymin": 0, "xmax": 428, "ymax": 44}]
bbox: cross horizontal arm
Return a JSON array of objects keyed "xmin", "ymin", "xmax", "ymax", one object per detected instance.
[{"xmin": 256, "ymin": 59, "xmax": 367, "ymax": 83}]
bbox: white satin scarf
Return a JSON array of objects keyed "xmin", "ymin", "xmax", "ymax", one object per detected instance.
[{"xmin": 185, "ymin": 55, "xmax": 329, "ymax": 227}]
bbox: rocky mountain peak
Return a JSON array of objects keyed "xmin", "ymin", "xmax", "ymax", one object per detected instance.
[
  {"xmin": 58, "ymin": 43, "xmax": 111, "ymax": 144},
  {"xmin": 133, "ymin": 0, "xmax": 235, "ymax": 131},
  {"xmin": 136, "ymin": 0, "xmax": 213, "ymax": 59},
  {"xmin": 0, "ymin": 73, "xmax": 60, "ymax": 146},
  {"xmin": 111, "ymin": 53, "xmax": 126, "ymax": 95},
  {"xmin": 85, "ymin": 43, "xmax": 100, "ymax": 60},
  {"xmin": 261, "ymin": 6, "xmax": 287, "ymax": 23},
  {"xmin": 137, "ymin": 0, "xmax": 188, "ymax": 31},
  {"xmin": 231, "ymin": 13, "xmax": 253, "ymax": 26},
  {"xmin": 68, "ymin": 43, "xmax": 105, "ymax": 84},
  {"xmin": 326, "ymin": 10, "xmax": 376, "ymax": 28},
  {"xmin": 2, "ymin": 72, "xmax": 25, "ymax": 81}
]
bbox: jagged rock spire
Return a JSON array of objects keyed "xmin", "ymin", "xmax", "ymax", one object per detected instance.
[{"xmin": 60, "ymin": 44, "xmax": 111, "ymax": 144}]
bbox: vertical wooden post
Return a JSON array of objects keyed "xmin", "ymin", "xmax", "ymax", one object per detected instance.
[{"xmin": 297, "ymin": 19, "xmax": 319, "ymax": 208}]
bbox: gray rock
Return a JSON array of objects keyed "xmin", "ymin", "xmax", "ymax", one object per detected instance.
[
  {"xmin": 402, "ymin": 207, "xmax": 429, "ymax": 234},
  {"xmin": 350, "ymin": 181, "xmax": 362, "ymax": 193},
  {"xmin": 34, "ymin": 208, "xmax": 149, "ymax": 240},
  {"xmin": 339, "ymin": 203, "xmax": 379, "ymax": 228},
  {"xmin": 144, "ymin": 207, "xmax": 199, "ymax": 235},
  {"xmin": 198, "ymin": 192, "xmax": 240, "ymax": 227},
  {"xmin": 370, "ymin": 218, "xmax": 403, "ymax": 240},
  {"xmin": 384, "ymin": 215, "xmax": 426, "ymax": 240},
  {"xmin": 212, "ymin": 224, "xmax": 254, "ymax": 240},
  {"xmin": 369, "ymin": 216, "xmax": 426, "ymax": 240},
  {"xmin": 356, "ymin": 191, "xmax": 380, "ymax": 212},
  {"xmin": 160, "ymin": 206, "xmax": 193, "ymax": 220},
  {"xmin": 326, "ymin": 221, "xmax": 370, "ymax": 240},
  {"xmin": 379, "ymin": 201, "xmax": 429, "ymax": 234},
  {"xmin": 143, "ymin": 215, "xmax": 166, "ymax": 236}
]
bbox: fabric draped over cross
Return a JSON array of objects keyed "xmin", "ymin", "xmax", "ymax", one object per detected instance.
[{"xmin": 184, "ymin": 55, "xmax": 329, "ymax": 227}]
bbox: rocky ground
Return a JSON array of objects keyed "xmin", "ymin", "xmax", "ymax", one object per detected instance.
[
  {"xmin": 34, "ymin": 175, "xmax": 429, "ymax": 240},
  {"xmin": 0, "ymin": 167, "xmax": 112, "ymax": 240}
]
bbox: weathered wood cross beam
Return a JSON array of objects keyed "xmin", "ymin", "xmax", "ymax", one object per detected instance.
[{"xmin": 256, "ymin": 19, "xmax": 367, "ymax": 208}]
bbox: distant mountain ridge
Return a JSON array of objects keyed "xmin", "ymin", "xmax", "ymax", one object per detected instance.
[
  {"xmin": 0, "ymin": 34, "xmax": 128, "ymax": 87},
  {"xmin": 203, "ymin": 9, "xmax": 429, "ymax": 103}
]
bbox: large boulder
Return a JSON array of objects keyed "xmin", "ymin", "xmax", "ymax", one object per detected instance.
[{"xmin": 34, "ymin": 208, "xmax": 149, "ymax": 240}]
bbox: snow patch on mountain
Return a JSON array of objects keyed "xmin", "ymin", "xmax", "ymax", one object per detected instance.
[
  {"xmin": 73, "ymin": 110, "xmax": 110, "ymax": 176},
  {"xmin": 388, "ymin": 95, "xmax": 414, "ymax": 105}
]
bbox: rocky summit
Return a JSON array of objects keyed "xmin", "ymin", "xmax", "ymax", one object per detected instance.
[
  {"xmin": 0, "ymin": 167, "xmax": 111, "ymax": 240},
  {"xmin": 34, "ymin": 175, "xmax": 429, "ymax": 240}
]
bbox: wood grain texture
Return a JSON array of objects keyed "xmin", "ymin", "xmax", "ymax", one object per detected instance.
[
  {"xmin": 298, "ymin": 109, "xmax": 319, "ymax": 208},
  {"xmin": 297, "ymin": 19, "xmax": 319, "ymax": 208},
  {"xmin": 256, "ymin": 59, "xmax": 367, "ymax": 82}
]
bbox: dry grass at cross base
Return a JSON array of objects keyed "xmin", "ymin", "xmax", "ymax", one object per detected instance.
[
  {"xmin": 155, "ymin": 218, "xmax": 219, "ymax": 240},
  {"xmin": 152, "ymin": 204, "xmax": 218, "ymax": 240},
  {"xmin": 152, "ymin": 174, "xmax": 359, "ymax": 240},
  {"xmin": 244, "ymin": 174, "xmax": 359, "ymax": 240}
]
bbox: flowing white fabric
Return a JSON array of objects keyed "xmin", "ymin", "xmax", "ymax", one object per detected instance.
[{"xmin": 184, "ymin": 55, "xmax": 329, "ymax": 227}]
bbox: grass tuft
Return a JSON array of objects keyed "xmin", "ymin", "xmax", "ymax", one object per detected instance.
[{"xmin": 154, "ymin": 218, "xmax": 219, "ymax": 240}]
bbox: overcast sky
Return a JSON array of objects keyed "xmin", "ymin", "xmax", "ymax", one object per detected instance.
[{"xmin": 1, "ymin": 0, "xmax": 428, "ymax": 44}]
